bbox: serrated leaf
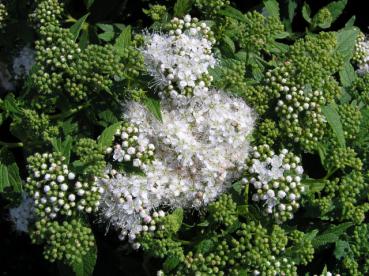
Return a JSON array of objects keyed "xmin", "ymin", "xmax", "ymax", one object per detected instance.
[
  {"xmin": 98, "ymin": 31, "xmax": 115, "ymax": 42},
  {"xmin": 173, "ymin": 0, "xmax": 192, "ymax": 17},
  {"xmin": 0, "ymin": 162, "xmax": 22, "ymax": 193},
  {"xmin": 325, "ymin": 0, "xmax": 347, "ymax": 22},
  {"xmin": 1, "ymin": 94, "xmax": 22, "ymax": 115},
  {"xmin": 98, "ymin": 110, "xmax": 118, "ymax": 127},
  {"xmin": 312, "ymin": 233, "xmax": 338, "ymax": 247},
  {"xmin": 302, "ymin": 2, "xmax": 312, "ymax": 23},
  {"xmin": 7, "ymin": 163, "xmax": 23, "ymax": 192},
  {"xmin": 334, "ymin": 240, "xmax": 350, "ymax": 260},
  {"xmin": 218, "ymin": 6, "xmax": 245, "ymax": 22},
  {"xmin": 339, "ymin": 61, "xmax": 356, "ymax": 87},
  {"xmin": 114, "ymin": 26, "xmax": 131, "ymax": 56},
  {"xmin": 98, "ymin": 122, "xmax": 121, "ymax": 148},
  {"xmin": 221, "ymin": 35, "xmax": 235, "ymax": 55},
  {"xmin": 163, "ymin": 255, "xmax": 181, "ymax": 272},
  {"xmin": 72, "ymin": 244, "xmax": 97, "ymax": 276},
  {"xmin": 321, "ymin": 103, "xmax": 346, "ymax": 148},
  {"xmin": 312, "ymin": 223, "xmax": 353, "ymax": 248},
  {"xmin": 305, "ymin": 229, "xmax": 319, "ymax": 240},
  {"xmin": 263, "ymin": 0, "xmax": 280, "ymax": 18},
  {"xmin": 336, "ymin": 27, "xmax": 360, "ymax": 62},
  {"xmin": 70, "ymin": 13, "xmax": 90, "ymax": 42},
  {"xmin": 144, "ymin": 98, "xmax": 163, "ymax": 122},
  {"xmin": 96, "ymin": 23, "xmax": 114, "ymax": 33}
]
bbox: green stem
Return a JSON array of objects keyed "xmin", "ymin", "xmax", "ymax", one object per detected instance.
[
  {"xmin": 0, "ymin": 141, "xmax": 23, "ymax": 148},
  {"xmin": 49, "ymin": 102, "xmax": 90, "ymax": 120},
  {"xmin": 323, "ymin": 167, "xmax": 338, "ymax": 180}
]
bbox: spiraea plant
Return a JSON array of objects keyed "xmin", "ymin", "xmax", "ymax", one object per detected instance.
[{"xmin": 1, "ymin": 0, "xmax": 369, "ymax": 275}]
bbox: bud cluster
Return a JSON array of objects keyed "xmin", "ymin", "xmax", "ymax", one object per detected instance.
[
  {"xmin": 106, "ymin": 122, "xmax": 155, "ymax": 170},
  {"xmin": 25, "ymin": 152, "xmax": 103, "ymax": 220},
  {"xmin": 243, "ymin": 144, "xmax": 304, "ymax": 222}
]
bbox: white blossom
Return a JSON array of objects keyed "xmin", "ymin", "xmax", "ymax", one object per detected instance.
[
  {"xmin": 9, "ymin": 194, "xmax": 35, "ymax": 233},
  {"xmin": 13, "ymin": 46, "xmax": 35, "ymax": 79}
]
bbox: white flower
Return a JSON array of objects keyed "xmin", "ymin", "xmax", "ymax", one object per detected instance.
[
  {"xmin": 100, "ymin": 89, "xmax": 255, "ymax": 240},
  {"xmin": 13, "ymin": 46, "xmax": 35, "ymax": 79},
  {"xmin": 9, "ymin": 194, "xmax": 35, "ymax": 233}
]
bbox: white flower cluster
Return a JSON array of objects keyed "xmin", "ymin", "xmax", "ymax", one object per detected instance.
[
  {"xmin": 243, "ymin": 144, "xmax": 304, "ymax": 223},
  {"xmin": 13, "ymin": 46, "xmax": 35, "ymax": 79},
  {"xmin": 106, "ymin": 122, "xmax": 155, "ymax": 170},
  {"xmin": 99, "ymin": 15, "xmax": 255, "ymax": 244},
  {"xmin": 9, "ymin": 194, "xmax": 35, "ymax": 233},
  {"xmin": 353, "ymin": 34, "xmax": 369, "ymax": 75},
  {"xmin": 141, "ymin": 14, "xmax": 216, "ymax": 102},
  {"xmin": 100, "ymin": 89, "xmax": 255, "ymax": 242},
  {"xmin": 26, "ymin": 152, "xmax": 103, "ymax": 220}
]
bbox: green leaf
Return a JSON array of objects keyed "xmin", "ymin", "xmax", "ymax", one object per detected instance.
[
  {"xmin": 98, "ymin": 122, "xmax": 121, "ymax": 148},
  {"xmin": 305, "ymin": 229, "xmax": 319, "ymax": 240},
  {"xmin": 325, "ymin": 0, "xmax": 347, "ymax": 22},
  {"xmin": 232, "ymin": 181, "xmax": 243, "ymax": 195},
  {"xmin": 263, "ymin": 0, "xmax": 280, "ymax": 18},
  {"xmin": 345, "ymin": 16, "xmax": 356, "ymax": 28},
  {"xmin": 0, "ymin": 164, "xmax": 11, "ymax": 192},
  {"xmin": 83, "ymin": 0, "xmax": 95, "ymax": 9},
  {"xmin": 144, "ymin": 98, "xmax": 163, "ymax": 122},
  {"xmin": 302, "ymin": 178, "xmax": 326, "ymax": 193},
  {"xmin": 220, "ymin": 35, "xmax": 235, "ymax": 56},
  {"xmin": 1, "ymin": 94, "xmax": 22, "ymax": 115},
  {"xmin": 0, "ymin": 163, "xmax": 22, "ymax": 193},
  {"xmin": 336, "ymin": 27, "xmax": 360, "ymax": 62},
  {"xmin": 6, "ymin": 163, "xmax": 23, "ymax": 192},
  {"xmin": 339, "ymin": 61, "xmax": 356, "ymax": 87},
  {"xmin": 163, "ymin": 255, "xmax": 181, "ymax": 272},
  {"xmin": 317, "ymin": 143, "xmax": 328, "ymax": 166},
  {"xmin": 70, "ymin": 13, "xmax": 90, "ymax": 42},
  {"xmin": 72, "ymin": 245, "xmax": 97, "ymax": 276},
  {"xmin": 288, "ymin": 0, "xmax": 297, "ymax": 22},
  {"xmin": 312, "ymin": 223, "xmax": 353, "ymax": 248},
  {"xmin": 302, "ymin": 2, "xmax": 312, "ymax": 24},
  {"xmin": 321, "ymin": 103, "xmax": 346, "ymax": 148},
  {"xmin": 96, "ymin": 23, "xmax": 114, "ymax": 33},
  {"xmin": 114, "ymin": 26, "xmax": 131, "ymax": 55},
  {"xmin": 334, "ymin": 240, "xmax": 351, "ymax": 260},
  {"xmin": 98, "ymin": 110, "xmax": 118, "ymax": 127},
  {"xmin": 173, "ymin": 0, "xmax": 192, "ymax": 17},
  {"xmin": 195, "ymin": 239, "xmax": 215, "ymax": 254},
  {"xmin": 79, "ymin": 29, "xmax": 89, "ymax": 49},
  {"xmin": 218, "ymin": 6, "xmax": 245, "ymax": 22},
  {"xmin": 98, "ymin": 31, "xmax": 115, "ymax": 42},
  {"xmin": 167, "ymin": 208, "xmax": 184, "ymax": 233},
  {"xmin": 51, "ymin": 136, "xmax": 73, "ymax": 164}
]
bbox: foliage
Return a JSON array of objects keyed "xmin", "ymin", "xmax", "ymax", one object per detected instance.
[{"xmin": 1, "ymin": 0, "xmax": 369, "ymax": 275}]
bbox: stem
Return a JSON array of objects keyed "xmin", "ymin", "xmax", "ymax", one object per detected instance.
[
  {"xmin": 323, "ymin": 167, "xmax": 338, "ymax": 180},
  {"xmin": 49, "ymin": 103, "xmax": 90, "ymax": 120},
  {"xmin": 0, "ymin": 141, "xmax": 23, "ymax": 148}
]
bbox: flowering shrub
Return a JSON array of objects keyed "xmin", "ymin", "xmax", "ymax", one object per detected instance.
[{"xmin": 1, "ymin": 0, "xmax": 369, "ymax": 275}]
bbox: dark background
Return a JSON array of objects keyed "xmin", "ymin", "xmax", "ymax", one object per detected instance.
[{"xmin": 0, "ymin": 0, "xmax": 367, "ymax": 275}]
